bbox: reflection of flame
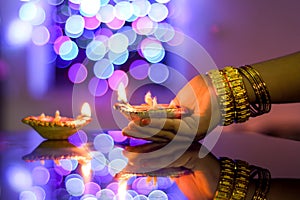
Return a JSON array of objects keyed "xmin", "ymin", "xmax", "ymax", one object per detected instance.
[
  {"xmin": 118, "ymin": 179, "xmax": 128, "ymax": 200},
  {"xmin": 81, "ymin": 162, "xmax": 91, "ymax": 182},
  {"xmin": 117, "ymin": 82, "xmax": 128, "ymax": 103},
  {"xmin": 81, "ymin": 102, "xmax": 91, "ymax": 117}
]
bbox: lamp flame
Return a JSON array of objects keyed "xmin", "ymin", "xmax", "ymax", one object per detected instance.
[
  {"xmin": 117, "ymin": 82, "xmax": 128, "ymax": 103},
  {"xmin": 81, "ymin": 102, "xmax": 91, "ymax": 117}
]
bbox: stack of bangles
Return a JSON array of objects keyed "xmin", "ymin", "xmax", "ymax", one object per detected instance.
[
  {"xmin": 214, "ymin": 157, "xmax": 271, "ymax": 200},
  {"xmin": 207, "ymin": 65, "xmax": 271, "ymax": 125},
  {"xmin": 207, "ymin": 66, "xmax": 272, "ymax": 199}
]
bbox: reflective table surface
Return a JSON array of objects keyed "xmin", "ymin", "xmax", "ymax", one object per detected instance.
[{"xmin": 0, "ymin": 129, "xmax": 196, "ymax": 200}]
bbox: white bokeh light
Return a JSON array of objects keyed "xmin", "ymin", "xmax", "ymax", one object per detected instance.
[
  {"xmin": 108, "ymin": 33, "xmax": 129, "ymax": 54},
  {"xmin": 7, "ymin": 19, "xmax": 32, "ymax": 46},
  {"xmin": 97, "ymin": 4, "xmax": 115, "ymax": 23},
  {"xmin": 148, "ymin": 3, "xmax": 169, "ymax": 22},
  {"xmin": 132, "ymin": 0, "xmax": 151, "ymax": 17},
  {"xmin": 80, "ymin": 0, "xmax": 101, "ymax": 17},
  {"xmin": 114, "ymin": 1, "xmax": 134, "ymax": 21}
]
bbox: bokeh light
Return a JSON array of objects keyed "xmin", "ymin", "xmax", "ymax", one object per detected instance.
[
  {"xmin": 7, "ymin": 166, "xmax": 32, "ymax": 192},
  {"xmin": 68, "ymin": 63, "xmax": 88, "ymax": 83},
  {"xmin": 68, "ymin": 130, "xmax": 88, "ymax": 147},
  {"xmin": 65, "ymin": 177, "xmax": 85, "ymax": 196},
  {"xmin": 16, "ymin": 0, "xmax": 177, "ymax": 100},
  {"xmin": 30, "ymin": 186, "xmax": 47, "ymax": 200},
  {"xmin": 31, "ymin": 166, "xmax": 50, "ymax": 186},
  {"xmin": 19, "ymin": 2, "xmax": 38, "ymax": 22},
  {"xmin": 84, "ymin": 16, "xmax": 101, "ymax": 30},
  {"xmin": 106, "ymin": 17, "xmax": 125, "ymax": 30},
  {"xmin": 90, "ymin": 151, "xmax": 107, "ymax": 171},
  {"xmin": 108, "ymin": 147, "xmax": 127, "ymax": 162},
  {"xmin": 133, "ymin": 195, "xmax": 149, "ymax": 200},
  {"xmin": 88, "ymin": 77, "xmax": 109, "ymax": 97},
  {"xmin": 108, "ymin": 70, "xmax": 129, "ymax": 91},
  {"xmin": 132, "ymin": 0, "xmax": 151, "ymax": 17},
  {"xmin": 117, "ymin": 26, "xmax": 137, "ymax": 45},
  {"xmin": 80, "ymin": 0, "xmax": 101, "ymax": 17},
  {"xmin": 93, "ymin": 134, "xmax": 114, "ymax": 153},
  {"xmin": 48, "ymin": 0, "xmax": 65, "ymax": 6},
  {"xmin": 115, "ymin": 1, "xmax": 134, "ymax": 21},
  {"xmin": 19, "ymin": 190, "xmax": 36, "ymax": 200},
  {"xmin": 31, "ymin": 25, "xmax": 50, "ymax": 46},
  {"xmin": 105, "ymin": 182, "xmax": 119, "ymax": 195},
  {"xmin": 65, "ymin": 14, "xmax": 85, "ymax": 38},
  {"xmin": 59, "ymin": 159, "xmax": 74, "ymax": 172},
  {"xmin": 108, "ymin": 158, "xmax": 127, "ymax": 176},
  {"xmin": 96, "ymin": 4, "xmax": 115, "ymax": 23},
  {"xmin": 84, "ymin": 182, "xmax": 101, "ymax": 195},
  {"xmin": 132, "ymin": 177, "xmax": 158, "ymax": 195},
  {"xmin": 140, "ymin": 38, "xmax": 165, "ymax": 63},
  {"xmin": 93, "ymin": 58, "xmax": 114, "ymax": 79},
  {"xmin": 148, "ymin": 190, "xmax": 168, "ymax": 200},
  {"xmin": 148, "ymin": 3, "xmax": 168, "ymax": 22},
  {"xmin": 30, "ymin": 6, "xmax": 46, "ymax": 26},
  {"xmin": 107, "ymin": 50, "xmax": 129, "ymax": 65},
  {"xmin": 154, "ymin": 22, "xmax": 175, "ymax": 42},
  {"xmin": 132, "ymin": 16, "xmax": 157, "ymax": 35},
  {"xmin": 59, "ymin": 40, "xmax": 79, "ymax": 61},
  {"xmin": 81, "ymin": 194, "xmax": 98, "ymax": 200},
  {"xmin": 86, "ymin": 39, "xmax": 107, "ymax": 61},
  {"xmin": 7, "ymin": 19, "xmax": 32, "ymax": 45},
  {"xmin": 108, "ymin": 33, "xmax": 129, "ymax": 54},
  {"xmin": 129, "ymin": 59, "xmax": 150, "ymax": 80},
  {"xmin": 96, "ymin": 188, "xmax": 115, "ymax": 200},
  {"xmin": 148, "ymin": 63, "xmax": 169, "ymax": 83},
  {"xmin": 53, "ymin": 35, "xmax": 71, "ymax": 54}
]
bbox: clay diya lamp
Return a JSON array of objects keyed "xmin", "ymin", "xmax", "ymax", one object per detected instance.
[
  {"xmin": 22, "ymin": 103, "xmax": 92, "ymax": 140},
  {"xmin": 113, "ymin": 83, "xmax": 191, "ymax": 121}
]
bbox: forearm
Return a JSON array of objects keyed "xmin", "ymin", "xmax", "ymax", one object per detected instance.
[{"xmin": 243, "ymin": 51, "xmax": 300, "ymax": 103}]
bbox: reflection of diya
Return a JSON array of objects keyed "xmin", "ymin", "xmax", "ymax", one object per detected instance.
[
  {"xmin": 22, "ymin": 103, "xmax": 92, "ymax": 140},
  {"xmin": 22, "ymin": 140, "xmax": 91, "ymax": 164},
  {"xmin": 117, "ymin": 166, "xmax": 193, "ymax": 178},
  {"xmin": 114, "ymin": 83, "xmax": 191, "ymax": 120},
  {"xmin": 116, "ymin": 167, "xmax": 193, "ymax": 186}
]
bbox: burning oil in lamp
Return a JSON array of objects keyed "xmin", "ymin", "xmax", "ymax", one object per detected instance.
[
  {"xmin": 22, "ymin": 102, "xmax": 92, "ymax": 140},
  {"xmin": 113, "ymin": 83, "xmax": 191, "ymax": 121}
]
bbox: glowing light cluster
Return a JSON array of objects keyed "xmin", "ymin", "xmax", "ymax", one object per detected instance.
[
  {"xmin": 15, "ymin": 0, "xmax": 180, "ymax": 97},
  {"xmin": 17, "ymin": 131, "xmax": 184, "ymax": 199}
]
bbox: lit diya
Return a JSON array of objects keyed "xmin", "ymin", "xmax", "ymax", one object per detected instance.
[
  {"xmin": 22, "ymin": 103, "xmax": 92, "ymax": 140},
  {"xmin": 113, "ymin": 83, "xmax": 191, "ymax": 120}
]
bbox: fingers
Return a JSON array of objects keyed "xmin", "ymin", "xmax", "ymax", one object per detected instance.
[
  {"xmin": 123, "ymin": 120, "xmax": 194, "ymax": 142},
  {"xmin": 123, "ymin": 124, "xmax": 174, "ymax": 142},
  {"xmin": 122, "ymin": 123, "xmax": 170, "ymax": 142}
]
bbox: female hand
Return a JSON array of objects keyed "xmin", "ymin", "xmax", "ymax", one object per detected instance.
[
  {"xmin": 121, "ymin": 141, "xmax": 220, "ymax": 200},
  {"xmin": 123, "ymin": 75, "xmax": 221, "ymax": 142}
]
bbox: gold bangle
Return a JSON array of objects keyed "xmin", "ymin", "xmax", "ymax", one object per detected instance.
[
  {"xmin": 222, "ymin": 66, "xmax": 251, "ymax": 123},
  {"xmin": 231, "ymin": 160, "xmax": 251, "ymax": 200},
  {"xmin": 238, "ymin": 65, "xmax": 271, "ymax": 117},
  {"xmin": 214, "ymin": 157, "xmax": 236, "ymax": 199},
  {"xmin": 251, "ymin": 166, "xmax": 271, "ymax": 200},
  {"xmin": 207, "ymin": 69, "xmax": 235, "ymax": 126}
]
